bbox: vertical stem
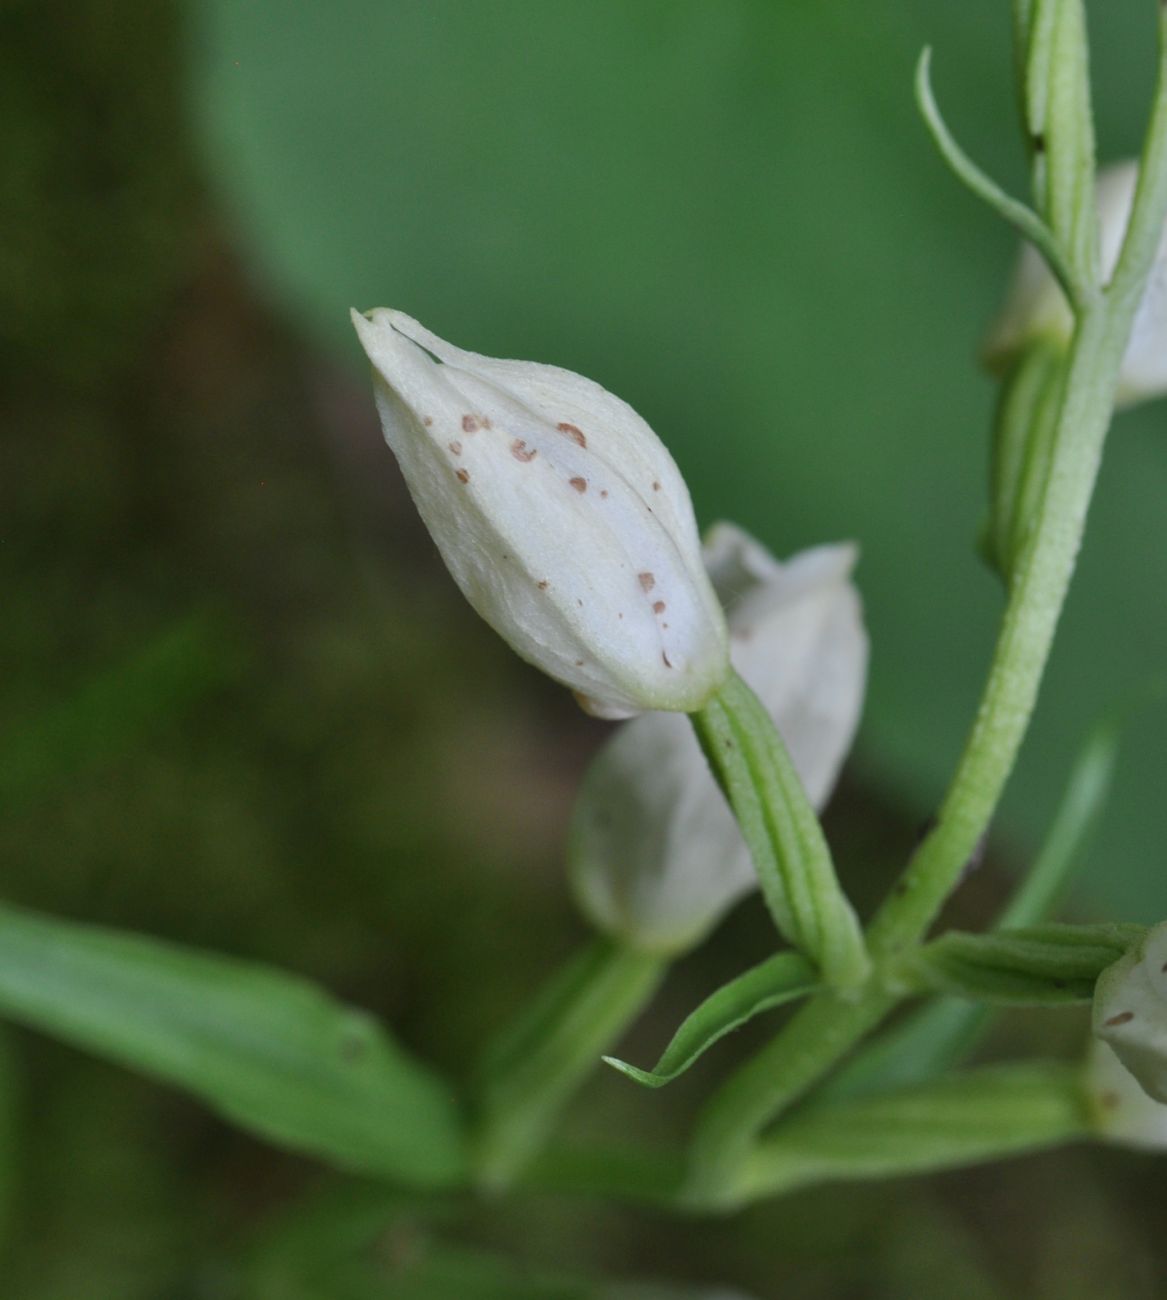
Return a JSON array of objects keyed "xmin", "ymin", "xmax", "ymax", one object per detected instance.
[
  {"xmin": 866, "ymin": 302, "xmax": 1117, "ymax": 959},
  {"xmin": 471, "ymin": 938, "xmax": 666, "ymax": 1190},
  {"xmin": 685, "ymin": 990, "xmax": 895, "ymax": 1206},
  {"xmin": 688, "ymin": 265, "xmax": 1155, "ymax": 1203},
  {"xmin": 685, "ymin": 4, "xmax": 1167, "ymax": 1211}
]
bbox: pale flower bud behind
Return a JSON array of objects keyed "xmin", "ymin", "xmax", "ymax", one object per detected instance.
[
  {"xmin": 351, "ymin": 310, "xmax": 729, "ymax": 719},
  {"xmin": 986, "ymin": 160, "xmax": 1167, "ymax": 405},
  {"xmin": 569, "ymin": 525, "xmax": 867, "ymax": 954},
  {"xmin": 1092, "ymin": 920, "xmax": 1167, "ymax": 1104}
]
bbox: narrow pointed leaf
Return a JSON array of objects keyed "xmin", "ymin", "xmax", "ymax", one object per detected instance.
[
  {"xmin": 605, "ymin": 951, "xmax": 818, "ymax": 1088},
  {"xmin": 915, "ymin": 47, "xmax": 1078, "ymax": 305},
  {"xmin": 0, "ymin": 904, "xmax": 466, "ymax": 1186}
]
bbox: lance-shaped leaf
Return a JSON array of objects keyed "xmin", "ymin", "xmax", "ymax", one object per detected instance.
[
  {"xmin": 738, "ymin": 1063, "xmax": 1089, "ymax": 1201},
  {"xmin": 0, "ymin": 904, "xmax": 466, "ymax": 1187},
  {"xmin": 604, "ymin": 952, "xmax": 818, "ymax": 1088},
  {"xmin": 903, "ymin": 923, "xmax": 1144, "ymax": 1006}
]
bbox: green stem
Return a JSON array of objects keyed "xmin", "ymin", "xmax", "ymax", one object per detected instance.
[
  {"xmin": 470, "ymin": 938, "xmax": 666, "ymax": 1191},
  {"xmin": 867, "ymin": 302, "xmax": 1115, "ymax": 959},
  {"xmin": 687, "ymin": 16, "xmax": 1167, "ymax": 1202},
  {"xmin": 684, "ymin": 991, "xmax": 896, "ymax": 1205}
]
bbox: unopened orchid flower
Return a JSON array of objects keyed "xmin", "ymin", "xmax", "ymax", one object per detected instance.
[
  {"xmin": 352, "ymin": 310, "xmax": 729, "ymax": 719},
  {"xmin": 568, "ymin": 525, "xmax": 868, "ymax": 954}
]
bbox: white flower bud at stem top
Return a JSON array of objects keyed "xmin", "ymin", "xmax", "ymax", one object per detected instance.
[
  {"xmin": 351, "ymin": 310, "xmax": 729, "ymax": 719},
  {"xmin": 1093, "ymin": 920, "xmax": 1167, "ymax": 1104},
  {"xmin": 986, "ymin": 160, "xmax": 1167, "ymax": 405},
  {"xmin": 568, "ymin": 525, "xmax": 867, "ymax": 954}
]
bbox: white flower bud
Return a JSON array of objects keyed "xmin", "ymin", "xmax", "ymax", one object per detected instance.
[
  {"xmin": 568, "ymin": 525, "xmax": 867, "ymax": 954},
  {"xmin": 1085, "ymin": 1041, "xmax": 1167, "ymax": 1151},
  {"xmin": 986, "ymin": 160, "xmax": 1167, "ymax": 405},
  {"xmin": 1093, "ymin": 920, "xmax": 1167, "ymax": 1104},
  {"xmin": 351, "ymin": 309, "xmax": 729, "ymax": 719}
]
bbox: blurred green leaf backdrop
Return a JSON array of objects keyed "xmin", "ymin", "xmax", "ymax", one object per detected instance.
[{"xmin": 2, "ymin": 0, "xmax": 1166, "ymax": 1296}]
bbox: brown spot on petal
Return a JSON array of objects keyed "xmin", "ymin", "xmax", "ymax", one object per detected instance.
[
  {"xmin": 537, "ymin": 580, "xmax": 549, "ymax": 590},
  {"xmin": 481, "ymin": 416, "xmax": 493, "ymax": 429},
  {"xmin": 661, "ymin": 651, "xmax": 673, "ymax": 668},
  {"xmin": 569, "ymin": 476, "xmax": 587, "ymax": 493},
  {"xmin": 448, "ymin": 441, "xmax": 463, "ymax": 455},
  {"xmin": 600, "ymin": 489, "xmax": 609, "ymax": 499},
  {"xmin": 511, "ymin": 439, "xmax": 538, "ymax": 462},
  {"xmin": 638, "ymin": 572, "xmax": 656, "ymax": 592},
  {"xmin": 423, "ymin": 417, "xmax": 433, "ymax": 427},
  {"xmin": 652, "ymin": 480, "xmax": 661, "ymax": 491},
  {"xmin": 653, "ymin": 600, "xmax": 666, "ymax": 614},
  {"xmin": 1104, "ymin": 1011, "xmax": 1135, "ymax": 1027},
  {"xmin": 557, "ymin": 422, "xmax": 587, "ymax": 447},
  {"xmin": 574, "ymin": 659, "xmax": 584, "ymax": 667},
  {"xmin": 462, "ymin": 415, "xmax": 480, "ymax": 433},
  {"xmin": 455, "ymin": 468, "xmax": 470, "ymax": 484}
]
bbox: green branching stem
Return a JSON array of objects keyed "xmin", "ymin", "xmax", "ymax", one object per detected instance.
[{"xmin": 685, "ymin": 17, "xmax": 1167, "ymax": 1207}]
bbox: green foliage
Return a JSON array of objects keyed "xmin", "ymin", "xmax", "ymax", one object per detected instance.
[
  {"xmin": 740, "ymin": 1062, "xmax": 1089, "ymax": 1200},
  {"xmin": 905, "ymin": 922, "xmax": 1143, "ymax": 1004},
  {"xmin": 821, "ymin": 708, "xmax": 1127, "ymax": 1103},
  {"xmin": 605, "ymin": 952, "xmax": 817, "ymax": 1088},
  {"xmin": 0, "ymin": 905, "xmax": 466, "ymax": 1187}
]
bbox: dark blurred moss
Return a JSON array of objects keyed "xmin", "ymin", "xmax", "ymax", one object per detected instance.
[{"xmin": 0, "ymin": 2, "xmax": 199, "ymax": 393}]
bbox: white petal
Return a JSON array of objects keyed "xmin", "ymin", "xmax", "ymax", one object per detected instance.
[{"xmin": 352, "ymin": 310, "xmax": 728, "ymax": 715}]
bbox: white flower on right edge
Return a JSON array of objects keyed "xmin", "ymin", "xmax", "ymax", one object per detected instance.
[
  {"xmin": 1092, "ymin": 920, "xmax": 1167, "ymax": 1104},
  {"xmin": 568, "ymin": 523, "xmax": 868, "ymax": 955},
  {"xmin": 1086, "ymin": 1041, "xmax": 1167, "ymax": 1151},
  {"xmin": 986, "ymin": 160, "xmax": 1167, "ymax": 406}
]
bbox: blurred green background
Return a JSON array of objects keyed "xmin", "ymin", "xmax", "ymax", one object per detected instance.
[{"xmin": 1, "ymin": 1, "xmax": 1165, "ymax": 1296}]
